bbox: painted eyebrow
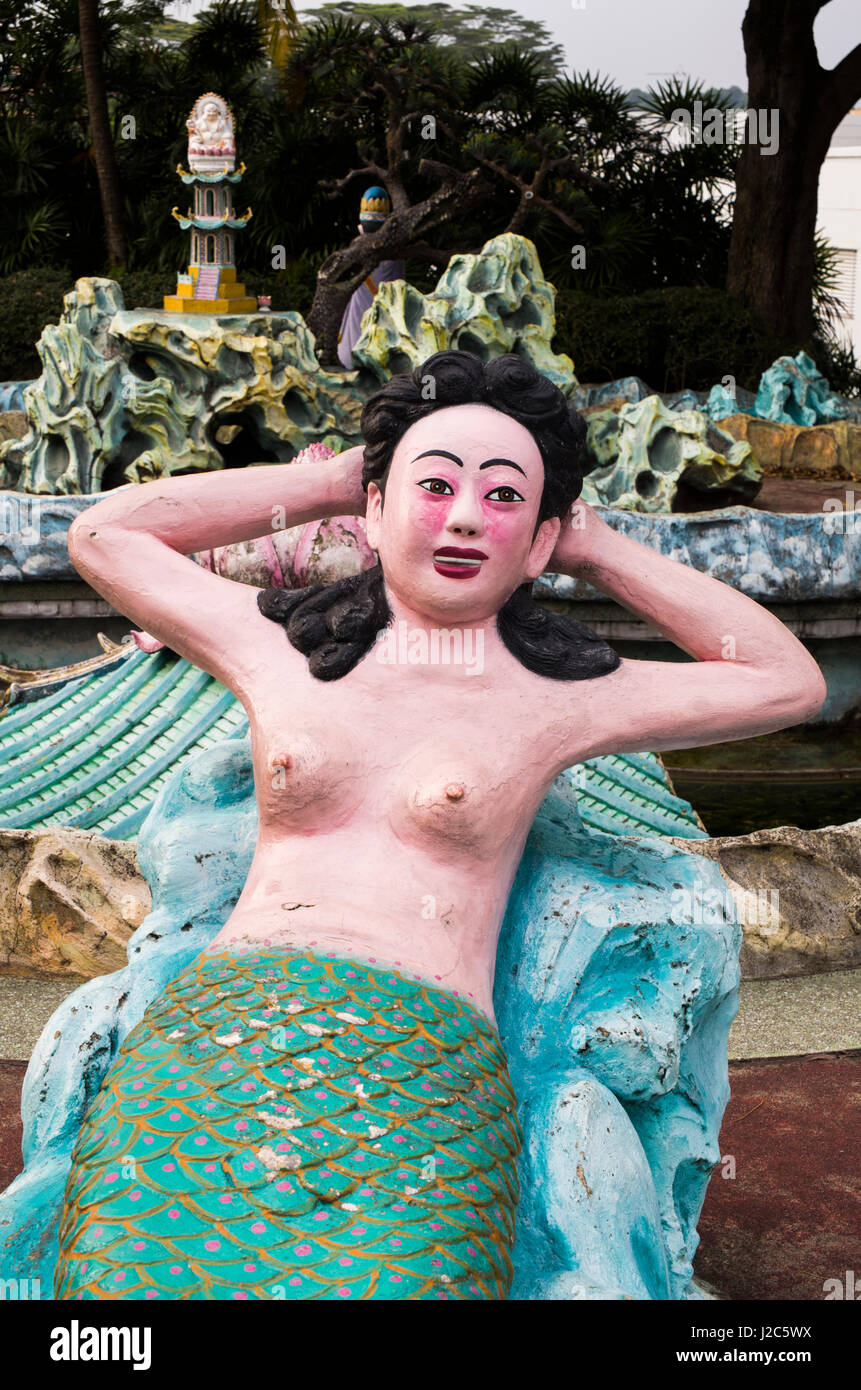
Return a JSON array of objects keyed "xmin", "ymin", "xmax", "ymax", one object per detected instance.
[
  {"xmin": 412, "ymin": 449, "xmax": 527, "ymax": 476},
  {"xmin": 478, "ymin": 457, "xmax": 527, "ymax": 476}
]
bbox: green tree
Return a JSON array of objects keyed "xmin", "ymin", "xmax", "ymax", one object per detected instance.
[{"xmin": 301, "ymin": 2, "xmax": 566, "ymax": 77}]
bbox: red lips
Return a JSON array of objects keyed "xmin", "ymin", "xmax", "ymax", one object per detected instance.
[
  {"xmin": 432, "ymin": 545, "xmax": 488, "ymax": 580},
  {"xmin": 434, "ymin": 546, "xmax": 488, "ymax": 559}
]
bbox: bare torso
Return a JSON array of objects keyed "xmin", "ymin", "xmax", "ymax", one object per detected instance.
[{"xmin": 208, "ymin": 624, "xmax": 593, "ymax": 1023}]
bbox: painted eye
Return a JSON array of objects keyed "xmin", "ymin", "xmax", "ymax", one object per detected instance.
[
  {"xmin": 486, "ymin": 485, "xmax": 524, "ymax": 503},
  {"xmin": 419, "ymin": 478, "xmax": 453, "ymax": 495}
]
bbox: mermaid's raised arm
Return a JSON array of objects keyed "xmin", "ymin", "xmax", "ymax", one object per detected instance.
[
  {"xmin": 547, "ymin": 500, "xmax": 827, "ymax": 762},
  {"xmin": 66, "ymin": 447, "xmax": 367, "ymax": 696}
]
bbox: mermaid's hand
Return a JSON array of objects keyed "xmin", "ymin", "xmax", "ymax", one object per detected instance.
[
  {"xmin": 548, "ymin": 499, "xmax": 612, "ymax": 577},
  {"xmin": 333, "ymin": 444, "xmax": 368, "ymax": 517}
]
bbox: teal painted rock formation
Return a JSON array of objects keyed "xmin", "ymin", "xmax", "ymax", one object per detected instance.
[
  {"xmin": 708, "ymin": 350, "xmax": 854, "ymax": 426},
  {"xmin": 582, "ymin": 395, "xmax": 762, "ymax": 511},
  {"xmin": 351, "ymin": 233, "xmax": 575, "ymax": 391},
  {"xmin": 0, "ymin": 278, "xmax": 361, "ymax": 495},
  {"xmin": 0, "ymin": 735, "xmax": 738, "ymax": 1300}
]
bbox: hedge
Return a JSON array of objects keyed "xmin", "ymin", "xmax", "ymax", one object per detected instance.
[{"xmin": 553, "ymin": 285, "xmax": 789, "ymax": 395}]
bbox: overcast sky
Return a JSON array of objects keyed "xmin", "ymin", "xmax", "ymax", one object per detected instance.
[{"xmin": 165, "ymin": 0, "xmax": 860, "ymax": 94}]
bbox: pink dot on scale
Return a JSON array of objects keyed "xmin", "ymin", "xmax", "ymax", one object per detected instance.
[
  {"xmin": 251, "ymin": 1222, "xmax": 266, "ymax": 1234},
  {"xmin": 219, "ymin": 1194, "xmax": 232, "ymax": 1204},
  {"xmin": 294, "ymin": 1243, "xmax": 311, "ymax": 1256},
  {"xmin": 390, "ymin": 1274, "xmax": 403, "ymax": 1283},
  {"xmin": 168, "ymin": 1209, "xmax": 180, "ymax": 1220},
  {"xmin": 204, "ymin": 1239, "xmax": 221, "ymax": 1251},
  {"xmin": 233, "ymin": 1291, "xmax": 248, "ymax": 1300},
  {"xmin": 133, "ymin": 1241, "xmax": 145, "ymax": 1251},
  {"xmin": 145, "ymin": 1291, "xmax": 158, "ymax": 1300},
  {"xmin": 143, "ymin": 1136, "xmax": 153, "ymax": 1145},
  {"xmin": 337, "ymin": 1287, "xmax": 351, "ymax": 1298},
  {"xmin": 205, "ymin": 1163, "xmax": 217, "ymax": 1172},
  {"xmin": 170, "ymin": 1265, "xmax": 182, "ymax": 1274},
  {"xmin": 289, "ymin": 1277, "xmax": 301, "ymax": 1286},
  {"xmin": 104, "ymin": 1172, "xmax": 119, "ymax": 1184},
  {"xmin": 244, "ymin": 1263, "xmax": 257, "ymax": 1273},
  {"xmin": 338, "ymin": 1256, "xmax": 352, "ymax": 1267},
  {"xmin": 129, "ymin": 1190, "xmax": 141, "ymax": 1202}
]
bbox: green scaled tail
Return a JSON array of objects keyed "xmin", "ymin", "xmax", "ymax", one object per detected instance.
[{"xmin": 56, "ymin": 948, "xmax": 521, "ymax": 1300}]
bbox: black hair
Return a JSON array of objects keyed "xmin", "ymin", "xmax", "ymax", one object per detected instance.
[{"xmin": 257, "ymin": 350, "xmax": 620, "ymax": 682}]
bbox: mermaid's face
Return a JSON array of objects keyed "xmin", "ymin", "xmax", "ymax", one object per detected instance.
[{"xmin": 365, "ymin": 403, "xmax": 561, "ymax": 622}]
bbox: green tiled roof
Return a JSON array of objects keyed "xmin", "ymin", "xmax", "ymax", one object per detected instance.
[{"xmin": 0, "ymin": 646, "xmax": 705, "ymax": 841}]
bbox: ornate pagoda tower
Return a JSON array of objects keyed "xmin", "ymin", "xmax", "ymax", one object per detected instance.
[{"xmin": 164, "ymin": 92, "xmax": 257, "ymax": 314}]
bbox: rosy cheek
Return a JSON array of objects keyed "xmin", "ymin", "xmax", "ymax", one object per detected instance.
[
  {"xmin": 409, "ymin": 493, "xmax": 449, "ymax": 534},
  {"xmin": 480, "ymin": 505, "xmax": 531, "ymax": 545}
]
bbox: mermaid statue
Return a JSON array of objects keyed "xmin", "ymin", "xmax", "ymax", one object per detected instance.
[{"xmin": 29, "ymin": 351, "xmax": 823, "ymax": 1301}]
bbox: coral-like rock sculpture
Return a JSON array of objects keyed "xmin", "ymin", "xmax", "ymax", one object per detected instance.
[
  {"xmin": 753, "ymin": 351, "xmax": 850, "ymax": 426},
  {"xmin": 581, "ymin": 395, "xmax": 762, "ymax": 510},
  {"xmin": 0, "ymin": 236, "xmax": 575, "ymax": 496},
  {"xmin": 0, "ymin": 279, "xmax": 362, "ymax": 494},
  {"xmin": 709, "ymin": 350, "xmax": 851, "ymax": 426},
  {"xmin": 352, "ymin": 233, "xmax": 575, "ymax": 390}
]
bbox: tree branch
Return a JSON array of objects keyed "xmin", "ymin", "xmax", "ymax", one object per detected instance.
[
  {"xmin": 323, "ymin": 164, "xmax": 389, "ymax": 199},
  {"xmin": 823, "ymin": 41, "xmax": 861, "ymax": 124}
]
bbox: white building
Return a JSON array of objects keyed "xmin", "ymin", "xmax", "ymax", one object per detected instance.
[{"xmin": 817, "ymin": 108, "xmax": 861, "ymax": 357}]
